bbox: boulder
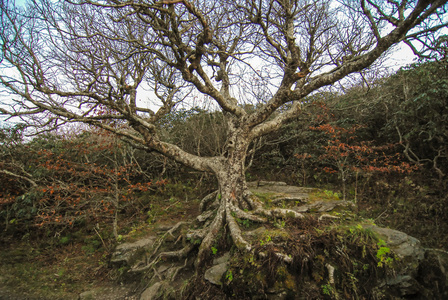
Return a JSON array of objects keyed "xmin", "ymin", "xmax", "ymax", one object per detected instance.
[
  {"xmin": 110, "ymin": 236, "xmax": 156, "ymax": 267},
  {"xmin": 370, "ymin": 226, "xmax": 425, "ymax": 259},
  {"xmin": 368, "ymin": 225, "xmax": 447, "ymax": 298}
]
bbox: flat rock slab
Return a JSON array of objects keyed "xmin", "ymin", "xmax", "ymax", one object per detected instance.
[
  {"xmin": 248, "ymin": 181, "xmax": 355, "ymax": 214},
  {"xmin": 294, "ymin": 200, "xmax": 355, "ymax": 213},
  {"xmin": 249, "ymin": 182, "xmax": 315, "ymax": 202}
]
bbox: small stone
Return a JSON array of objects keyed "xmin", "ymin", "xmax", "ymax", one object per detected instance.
[
  {"xmin": 213, "ymin": 252, "xmax": 231, "ymax": 265},
  {"xmin": 204, "ymin": 262, "xmax": 229, "ymax": 285},
  {"xmin": 140, "ymin": 282, "xmax": 162, "ymax": 300}
]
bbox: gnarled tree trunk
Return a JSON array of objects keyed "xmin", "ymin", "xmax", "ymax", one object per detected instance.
[
  {"xmin": 196, "ymin": 125, "xmax": 253, "ymax": 264},
  {"xmin": 192, "ymin": 123, "xmax": 302, "ymax": 266}
]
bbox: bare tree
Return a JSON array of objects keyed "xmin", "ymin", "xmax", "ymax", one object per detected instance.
[{"xmin": 1, "ymin": 0, "xmax": 447, "ymax": 265}]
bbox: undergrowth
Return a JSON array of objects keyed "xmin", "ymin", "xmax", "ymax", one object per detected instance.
[{"xmin": 0, "ymin": 182, "xmax": 204, "ymax": 299}]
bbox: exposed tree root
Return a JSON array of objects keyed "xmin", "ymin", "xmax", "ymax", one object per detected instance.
[
  {"xmin": 227, "ymin": 201, "xmax": 267, "ymax": 223},
  {"xmin": 133, "ymin": 187, "xmax": 309, "ymax": 273},
  {"xmin": 220, "ymin": 189, "xmax": 304, "ymax": 264},
  {"xmin": 152, "ymin": 266, "xmax": 163, "ymax": 280},
  {"xmin": 159, "ymin": 243, "xmax": 195, "ymax": 260},
  {"xmin": 189, "ymin": 188, "xmax": 305, "ymax": 266},
  {"xmin": 254, "ymin": 207, "xmax": 304, "ymax": 219},
  {"xmin": 186, "ymin": 227, "xmax": 207, "ymax": 241},
  {"xmin": 130, "ymin": 221, "xmax": 192, "ymax": 273},
  {"xmin": 150, "ymin": 221, "xmax": 190, "ymax": 256},
  {"xmin": 326, "ymin": 263, "xmax": 335, "ymax": 284},
  {"xmin": 319, "ymin": 213, "xmax": 340, "ymax": 221},
  {"xmin": 199, "ymin": 191, "xmax": 218, "ymax": 212},
  {"xmin": 243, "ymin": 190, "xmax": 263, "ymax": 210},
  {"xmin": 169, "ymin": 257, "xmax": 190, "ymax": 282},
  {"xmin": 242, "ymin": 190, "xmax": 304, "ymax": 219},
  {"xmin": 131, "ymin": 243, "xmax": 194, "ymax": 273},
  {"xmin": 258, "ymin": 250, "xmax": 293, "ymax": 264},
  {"xmin": 226, "ymin": 205, "xmax": 252, "ymax": 252},
  {"xmin": 196, "ymin": 202, "xmax": 226, "ymax": 265},
  {"xmin": 196, "ymin": 210, "xmax": 215, "ymax": 224}
]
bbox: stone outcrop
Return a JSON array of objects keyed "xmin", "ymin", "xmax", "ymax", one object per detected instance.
[{"xmin": 368, "ymin": 225, "xmax": 447, "ymax": 299}]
